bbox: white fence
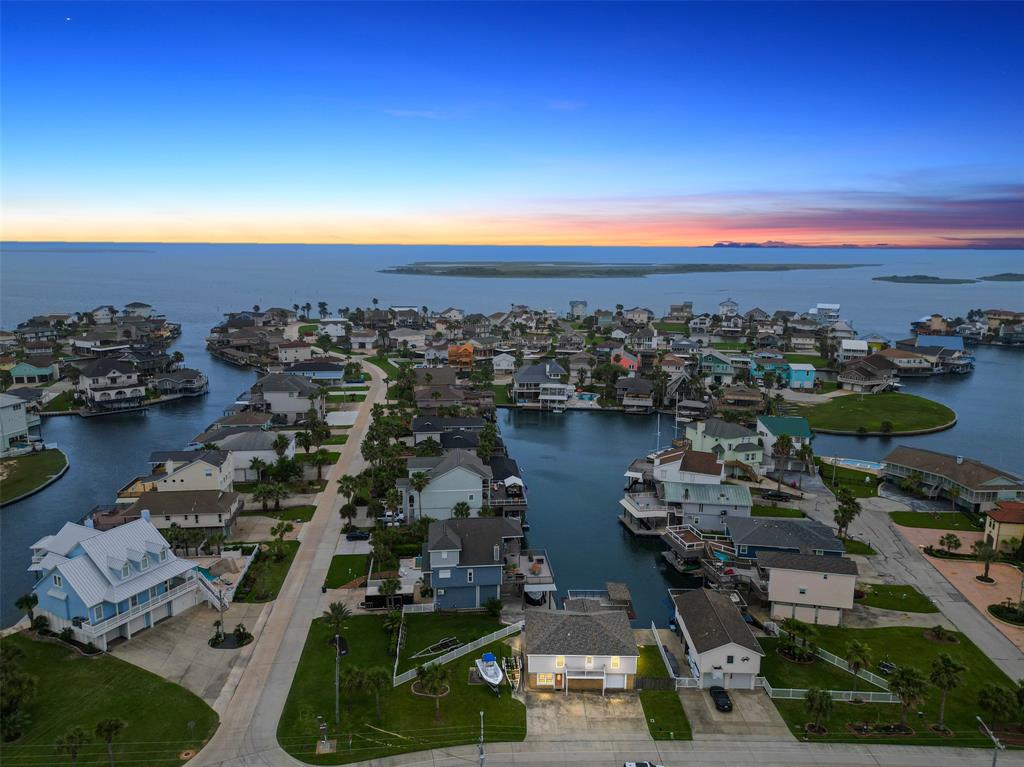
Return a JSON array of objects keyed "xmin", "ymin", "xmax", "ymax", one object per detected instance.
[
  {"xmin": 764, "ymin": 621, "xmax": 890, "ymax": 690},
  {"xmin": 392, "ymin": 620, "xmax": 524, "ymax": 687},
  {"xmin": 761, "ymin": 677, "xmax": 899, "ymax": 703},
  {"xmin": 650, "ymin": 621, "xmax": 680, "ymax": 680},
  {"xmin": 402, "ymin": 602, "xmax": 435, "ymax": 615}
]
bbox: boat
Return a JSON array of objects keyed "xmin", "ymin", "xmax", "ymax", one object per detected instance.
[
  {"xmin": 475, "ymin": 652, "xmax": 504, "ymax": 688},
  {"xmin": 502, "ymin": 655, "xmax": 522, "ymax": 691}
]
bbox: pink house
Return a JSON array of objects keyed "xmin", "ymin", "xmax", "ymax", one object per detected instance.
[{"xmin": 612, "ymin": 350, "xmax": 639, "ymax": 372}]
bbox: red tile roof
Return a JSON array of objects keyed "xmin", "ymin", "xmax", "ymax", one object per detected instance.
[{"xmin": 988, "ymin": 501, "xmax": 1024, "ymax": 524}]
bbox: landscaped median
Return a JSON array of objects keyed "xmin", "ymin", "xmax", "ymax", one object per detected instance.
[
  {"xmin": 277, "ymin": 614, "xmax": 525, "ymax": 764},
  {"xmin": 0, "ymin": 633, "xmax": 218, "ymax": 767},
  {"xmin": 889, "ymin": 511, "xmax": 982, "ymax": 531},
  {"xmin": 636, "ymin": 645, "xmax": 691, "ymax": 740},
  {"xmin": 0, "ymin": 448, "xmax": 69, "ymax": 505},
  {"xmin": 231, "ymin": 540, "xmax": 300, "ymax": 602},
  {"xmin": 795, "ymin": 392, "xmax": 956, "ymax": 435}
]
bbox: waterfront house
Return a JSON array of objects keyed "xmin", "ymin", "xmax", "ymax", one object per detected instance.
[
  {"xmin": 808, "ymin": 303, "xmax": 841, "ymax": 326},
  {"xmin": 512, "ymin": 361, "xmax": 573, "ymax": 410},
  {"xmin": 487, "ymin": 456, "xmax": 528, "ymax": 519},
  {"xmin": 985, "ymin": 309, "xmax": 1024, "ymax": 332},
  {"xmin": 28, "ymin": 517, "xmax": 216, "ymax": 651},
  {"xmin": 717, "ymin": 385, "xmax": 763, "ymax": 412},
  {"xmin": 882, "ymin": 446, "xmax": 1024, "ymax": 512},
  {"xmin": 283, "ymin": 360, "xmax": 347, "ymax": 385},
  {"xmin": 984, "ymin": 502, "xmax": 1024, "ymax": 553},
  {"xmin": 277, "ymin": 340, "xmax": 319, "ymax": 364},
  {"xmin": 492, "ymin": 352, "xmax": 516, "ymax": 376},
  {"xmin": 757, "ymin": 551, "xmax": 858, "ymax": 626},
  {"xmin": 718, "ymin": 298, "xmax": 739, "ymax": 318},
  {"xmin": 206, "ymin": 429, "xmax": 294, "ymax": 481},
  {"xmin": 671, "ymin": 588, "xmax": 763, "ymax": 689},
  {"xmin": 685, "ymin": 418, "xmax": 764, "ymax": 469},
  {"xmin": 615, "ymin": 376, "xmax": 655, "ymax": 414},
  {"xmin": 398, "ymin": 450, "xmax": 492, "ymax": 519},
  {"xmin": 440, "ymin": 307, "xmax": 465, "ymax": 322},
  {"xmin": 10, "ymin": 359, "xmax": 59, "ymax": 385},
  {"xmin": 828, "ymin": 320, "xmax": 857, "ymax": 341},
  {"xmin": 786, "ymin": 363, "xmax": 816, "ymax": 389},
  {"xmin": 248, "ymin": 372, "xmax": 325, "ymax": 424},
  {"xmin": 665, "ymin": 302, "xmax": 694, "ymax": 322},
  {"xmin": 837, "ymin": 353, "xmax": 899, "ymax": 392},
  {"xmin": 1, "ymin": 392, "xmax": 40, "ymax": 452},
  {"xmin": 611, "ymin": 349, "xmax": 639, "ymax": 373},
  {"xmin": 624, "ymin": 307, "xmax": 655, "ymax": 324},
  {"xmin": 756, "ymin": 416, "xmax": 813, "ymax": 466},
  {"xmin": 411, "ymin": 415, "xmax": 486, "ymax": 445},
  {"xmin": 725, "ymin": 516, "xmax": 845, "ymax": 557},
  {"xmin": 125, "ymin": 490, "xmax": 242, "ymax": 535},
  {"xmin": 448, "ymin": 343, "xmax": 475, "ymax": 372},
  {"xmin": 524, "ymin": 609, "xmax": 638, "ymax": 693},
  {"xmin": 699, "ymin": 350, "xmax": 735, "ymax": 385},
  {"xmin": 422, "ymin": 517, "xmax": 551, "ymax": 609},
  {"xmin": 150, "ymin": 368, "xmax": 209, "ymax": 397},
  {"xmin": 837, "ymin": 339, "xmax": 868, "ymax": 364},
  {"xmin": 876, "ymin": 347, "xmax": 932, "ymax": 376},
  {"xmin": 123, "ymin": 301, "xmax": 154, "ymax": 318},
  {"xmin": 117, "ymin": 451, "xmax": 234, "ymax": 501},
  {"xmin": 76, "ymin": 358, "xmax": 146, "ymax": 413},
  {"xmin": 594, "ymin": 309, "xmax": 615, "ymax": 328},
  {"xmin": 90, "ymin": 305, "xmax": 117, "ymax": 324}
]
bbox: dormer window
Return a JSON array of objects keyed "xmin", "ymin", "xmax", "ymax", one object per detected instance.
[
  {"xmin": 122, "ymin": 563, "xmax": 131, "ymax": 579},
  {"xmin": 53, "ymin": 574, "xmax": 63, "ymax": 588},
  {"xmin": 160, "ymin": 548, "xmax": 167, "ymax": 561},
  {"xmin": 140, "ymin": 555, "xmax": 149, "ymax": 571}
]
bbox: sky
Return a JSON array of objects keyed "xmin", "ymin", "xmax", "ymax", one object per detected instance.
[{"xmin": 2, "ymin": 1, "xmax": 1022, "ymax": 247}]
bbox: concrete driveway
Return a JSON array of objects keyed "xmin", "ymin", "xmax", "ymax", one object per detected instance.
[
  {"xmin": 525, "ymin": 691, "xmax": 651, "ymax": 741},
  {"xmin": 679, "ymin": 689, "xmax": 794, "ymax": 741}
]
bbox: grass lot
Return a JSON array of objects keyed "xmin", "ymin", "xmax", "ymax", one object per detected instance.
[
  {"xmin": 40, "ymin": 391, "xmax": 76, "ymax": 411},
  {"xmin": 760, "ymin": 626, "xmax": 1013, "ymax": 746},
  {"xmin": 0, "ymin": 633, "xmax": 218, "ymax": 767},
  {"xmin": 752, "ymin": 504, "xmax": 805, "ymax": 518},
  {"xmin": 241, "ymin": 505, "xmax": 316, "ymax": 522},
  {"xmin": 816, "ymin": 459, "xmax": 880, "ymax": 498},
  {"xmin": 234, "ymin": 540, "xmax": 300, "ymax": 602},
  {"xmin": 841, "ymin": 538, "xmax": 876, "ymax": 556},
  {"xmin": 817, "ymin": 381, "xmax": 840, "ymax": 394},
  {"xmin": 296, "ymin": 450, "xmax": 342, "ymax": 463},
  {"xmin": 330, "ymin": 385, "xmax": 370, "ymax": 393},
  {"xmin": 365, "ymin": 355, "xmax": 403, "ymax": 379},
  {"xmin": 796, "ymin": 392, "xmax": 955, "ymax": 433},
  {"xmin": 325, "ymin": 554, "xmax": 370, "ymax": 588},
  {"xmin": 328, "ymin": 393, "xmax": 366, "ymax": 403},
  {"xmin": 398, "ymin": 612, "xmax": 503, "ymax": 674},
  {"xmin": 636, "ymin": 645, "xmax": 692, "ymax": 740},
  {"xmin": 324, "ymin": 434, "xmax": 350, "ymax": 445},
  {"xmin": 652, "ymin": 321, "xmax": 689, "ymax": 333},
  {"xmin": 889, "ymin": 511, "xmax": 981, "ymax": 531},
  {"xmin": 857, "ymin": 584, "xmax": 938, "ymax": 613},
  {"xmin": 278, "ymin": 616, "xmax": 525, "ymax": 764},
  {"xmin": 784, "ymin": 353, "xmax": 830, "ymax": 367},
  {"xmin": 0, "ymin": 449, "xmax": 67, "ymax": 504},
  {"xmin": 710, "ymin": 341, "xmax": 749, "ymax": 350},
  {"xmin": 299, "ymin": 323, "xmax": 319, "ymax": 334},
  {"xmin": 491, "ymin": 384, "xmax": 511, "ymax": 405}
]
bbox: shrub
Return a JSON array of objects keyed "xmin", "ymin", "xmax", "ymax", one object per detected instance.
[
  {"xmin": 484, "ymin": 597, "xmax": 502, "ymax": 617},
  {"xmin": 59, "ymin": 627, "xmax": 74, "ymax": 642},
  {"xmin": 31, "ymin": 615, "xmax": 49, "ymax": 633}
]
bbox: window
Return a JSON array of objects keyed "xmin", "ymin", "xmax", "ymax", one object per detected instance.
[
  {"xmin": 439, "ymin": 569, "xmax": 451, "ymax": 579},
  {"xmin": 164, "ymin": 515, "xmax": 171, "ymax": 522},
  {"xmin": 441, "ymin": 551, "xmax": 448, "ymax": 560},
  {"xmin": 218, "ymin": 514, "xmax": 223, "ymax": 523},
  {"xmin": 141, "ymin": 555, "xmax": 150, "ymax": 571},
  {"xmin": 585, "ymin": 656, "xmax": 593, "ymax": 667},
  {"xmin": 93, "ymin": 605, "xmax": 103, "ymax": 622},
  {"xmin": 555, "ymin": 656, "xmax": 565, "ymax": 668},
  {"xmin": 53, "ymin": 574, "xmax": 63, "ymax": 588},
  {"xmin": 130, "ymin": 595, "xmax": 139, "ymax": 608},
  {"xmin": 610, "ymin": 656, "xmax": 620, "ymax": 670},
  {"xmin": 122, "ymin": 563, "xmax": 131, "ymax": 578},
  {"xmin": 798, "ymin": 587, "xmax": 807, "ymax": 595},
  {"xmin": 149, "ymin": 586, "xmax": 159, "ymax": 599},
  {"xmin": 436, "ymin": 588, "xmax": 445, "ymax": 596},
  {"xmin": 466, "ymin": 569, "xmax": 474, "ymax": 584},
  {"xmin": 159, "ymin": 549, "xmax": 167, "ymax": 562},
  {"xmin": 726, "ymin": 655, "xmax": 734, "ymax": 664},
  {"xmin": 536, "ymin": 672, "xmax": 555, "ymax": 687}
]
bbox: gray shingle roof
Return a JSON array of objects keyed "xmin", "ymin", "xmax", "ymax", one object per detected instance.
[
  {"xmin": 756, "ymin": 551, "xmax": 858, "ymax": 575},
  {"xmin": 525, "ymin": 610, "xmax": 638, "ymax": 657},
  {"xmin": 513, "ymin": 361, "xmax": 566, "ymax": 385},
  {"xmin": 701, "ymin": 418, "xmax": 756, "ymax": 439},
  {"xmin": 426, "ymin": 517, "xmax": 523, "ymax": 564},
  {"xmin": 254, "ymin": 372, "xmax": 322, "ymax": 395},
  {"xmin": 672, "ymin": 588, "xmax": 762, "ymax": 655},
  {"xmin": 725, "ymin": 516, "xmax": 844, "ymax": 554},
  {"xmin": 411, "ymin": 416, "xmax": 486, "ymax": 432}
]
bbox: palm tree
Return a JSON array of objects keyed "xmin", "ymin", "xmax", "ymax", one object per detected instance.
[
  {"xmin": 295, "ymin": 431, "xmax": 313, "ymax": 455},
  {"xmin": 979, "ymin": 683, "xmax": 1018, "ymax": 726},
  {"xmin": 312, "ymin": 448, "xmax": 333, "ymax": 480},
  {"xmin": 972, "ymin": 540, "xmax": 998, "ymax": 580},
  {"xmin": 322, "ymin": 601, "xmax": 351, "ymax": 635},
  {"xmin": 269, "ymin": 482, "xmax": 290, "ymax": 511},
  {"xmin": 337, "ymin": 474, "xmax": 358, "ymax": 504},
  {"xmin": 206, "ymin": 533, "xmax": 225, "ymax": 555},
  {"xmin": 409, "ymin": 471, "xmax": 430, "ymax": 521},
  {"xmin": 338, "ymin": 665, "xmax": 365, "ymax": 717},
  {"xmin": 271, "ymin": 521, "xmax": 294, "ymax": 543},
  {"xmin": 803, "ymin": 687, "xmax": 832, "ymax": 733},
  {"xmin": 773, "ymin": 433, "xmax": 794, "ymax": 491},
  {"xmin": 363, "ymin": 666, "xmax": 392, "ymax": 721},
  {"xmin": 55, "ymin": 726, "xmax": 90, "ymax": 766},
  {"xmin": 845, "ymin": 639, "xmax": 872, "ymax": 688},
  {"xmin": 833, "ymin": 496, "xmax": 861, "ymax": 539},
  {"xmin": 384, "ymin": 487, "xmax": 401, "ymax": 519},
  {"xmin": 248, "ymin": 457, "xmax": 267, "ymax": 483},
  {"xmin": 948, "ymin": 486, "xmax": 960, "ymax": 511},
  {"xmin": 929, "ymin": 653, "xmax": 966, "ymax": 731},
  {"xmin": 378, "ymin": 577, "xmax": 401, "ymax": 609},
  {"xmin": 452, "ymin": 501, "xmax": 471, "ymax": 519},
  {"xmin": 252, "ymin": 483, "xmax": 276, "ymax": 511},
  {"xmin": 272, "ymin": 433, "xmax": 291, "ymax": 457},
  {"xmin": 339, "ymin": 502, "xmax": 358, "ymax": 527},
  {"xmin": 418, "ymin": 664, "xmax": 451, "ymax": 721},
  {"xmin": 15, "ymin": 593, "xmax": 38, "ymax": 624},
  {"xmin": 939, "ymin": 533, "xmax": 962, "ymax": 554},
  {"xmin": 889, "ymin": 665, "xmax": 929, "ymax": 729},
  {"xmin": 94, "ymin": 718, "xmax": 125, "ymax": 767},
  {"xmin": 382, "ymin": 609, "xmax": 403, "ymax": 639}
]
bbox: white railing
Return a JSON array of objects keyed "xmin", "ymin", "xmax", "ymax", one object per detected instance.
[
  {"xmin": 760, "ymin": 677, "xmax": 898, "ymax": 703},
  {"xmin": 402, "ymin": 602, "xmax": 436, "ymax": 615},
  {"xmin": 764, "ymin": 621, "xmax": 890, "ymax": 690},
  {"xmin": 83, "ymin": 579, "xmax": 198, "ymax": 636},
  {"xmin": 649, "ymin": 620, "xmax": 680, "ymax": 680},
  {"xmin": 675, "ymin": 676, "xmax": 701, "ymax": 689},
  {"xmin": 392, "ymin": 620, "xmax": 524, "ymax": 686}
]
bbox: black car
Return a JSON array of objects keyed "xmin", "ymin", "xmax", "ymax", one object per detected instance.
[
  {"xmin": 708, "ymin": 685, "xmax": 733, "ymax": 712},
  {"xmin": 345, "ymin": 530, "xmax": 370, "ymax": 541},
  {"xmin": 759, "ymin": 491, "xmax": 791, "ymax": 502}
]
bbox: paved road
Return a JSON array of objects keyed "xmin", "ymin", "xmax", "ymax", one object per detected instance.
[{"xmin": 195, "ymin": 363, "xmax": 387, "ymax": 767}]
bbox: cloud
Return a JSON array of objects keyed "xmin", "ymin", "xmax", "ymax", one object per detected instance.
[{"xmin": 546, "ymin": 99, "xmax": 586, "ymax": 112}]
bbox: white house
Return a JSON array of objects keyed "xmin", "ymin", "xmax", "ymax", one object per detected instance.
[
  {"xmin": 524, "ymin": 609, "xmax": 639, "ymax": 694},
  {"xmin": 492, "ymin": 352, "xmax": 516, "ymax": 376},
  {"xmin": 90, "ymin": 305, "xmax": 117, "ymax": 324},
  {"xmin": 206, "ymin": 430, "xmax": 294, "ymax": 481},
  {"xmin": 118, "ymin": 451, "xmax": 235, "ymax": 499},
  {"xmin": 757, "ymin": 552, "xmax": 858, "ymax": 626},
  {"xmin": 76, "ymin": 359, "xmax": 146, "ymax": 412},
  {"xmin": 390, "ymin": 327, "xmax": 426, "ymax": 350},
  {"xmin": 1, "ymin": 392, "xmax": 39, "ymax": 452},
  {"xmin": 837, "ymin": 339, "xmax": 868, "ymax": 364},
  {"xmin": 277, "ymin": 340, "xmax": 319, "ymax": 364},
  {"xmin": 248, "ymin": 373, "xmax": 325, "ymax": 424},
  {"xmin": 123, "ymin": 302, "xmax": 154, "ymax": 318},
  {"xmin": 398, "ymin": 450, "xmax": 491, "ymax": 520},
  {"xmin": 671, "ymin": 588, "xmax": 763, "ymax": 689}
]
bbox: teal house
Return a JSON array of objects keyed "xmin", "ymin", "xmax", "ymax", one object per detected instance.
[{"xmin": 10, "ymin": 359, "xmax": 59, "ymax": 384}]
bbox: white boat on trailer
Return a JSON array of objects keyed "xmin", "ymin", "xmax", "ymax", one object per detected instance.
[{"xmin": 475, "ymin": 652, "xmax": 504, "ymax": 689}]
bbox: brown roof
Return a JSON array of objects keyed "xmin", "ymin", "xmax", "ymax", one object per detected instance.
[
  {"xmin": 679, "ymin": 449, "xmax": 724, "ymax": 477},
  {"xmin": 988, "ymin": 501, "xmax": 1024, "ymax": 524},
  {"xmin": 877, "ymin": 348, "xmax": 926, "ymax": 360},
  {"xmin": 278, "ymin": 340, "xmax": 312, "ymax": 348},
  {"xmin": 757, "ymin": 551, "xmax": 858, "ymax": 575},
  {"xmin": 672, "ymin": 589, "xmax": 762, "ymax": 655},
  {"xmin": 884, "ymin": 446, "xmax": 1022, "ymax": 491}
]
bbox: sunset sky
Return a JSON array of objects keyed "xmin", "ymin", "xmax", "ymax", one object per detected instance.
[{"xmin": 2, "ymin": 1, "xmax": 1021, "ymax": 247}]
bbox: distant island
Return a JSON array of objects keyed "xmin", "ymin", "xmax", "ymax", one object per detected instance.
[
  {"xmin": 978, "ymin": 272, "xmax": 1024, "ymax": 282},
  {"xmin": 873, "ymin": 274, "xmax": 978, "ymax": 285},
  {"xmin": 382, "ymin": 261, "xmax": 879, "ymax": 279}
]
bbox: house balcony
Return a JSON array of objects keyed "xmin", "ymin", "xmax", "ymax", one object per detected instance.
[
  {"xmin": 620, "ymin": 492, "xmax": 673, "ymax": 519},
  {"xmin": 79, "ymin": 577, "xmax": 199, "ymax": 637},
  {"xmin": 505, "ymin": 549, "xmax": 555, "ymax": 588}
]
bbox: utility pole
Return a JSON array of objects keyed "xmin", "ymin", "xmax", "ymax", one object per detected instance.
[
  {"xmin": 977, "ymin": 715, "xmax": 1004, "ymax": 767},
  {"xmin": 334, "ymin": 632, "xmax": 341, "ymax": 725},
  {"xmin": 478, "ymin": 710, "xmax": 485, "ymax": 765}
]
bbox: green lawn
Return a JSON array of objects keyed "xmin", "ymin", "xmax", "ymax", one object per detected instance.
[
  {"xmin": 325, "ymin": 554, "xmax": 369, "ymax": 588},
  {"xmin": 398, "ymin": 612, "xmax": 503, "ymax": 674},
  {"xmin": 365, "ymin": 355, "xmax": 403, "ymax": 379},
  {"xmin": 816, "ymin": 459, "xmax": 880, "ymax": 498},
  {"xmin": 752, "ymin": 504, "xmax": 806, "ymax": 518},
  {"xmin": 760, "ymin": 626, "xmax": 1014, "ymax": 746},
  {"xmin": 278, "ymin": 616, "xmax": 525, "ymax": 764},
  {"xmin": 0, "ymin": 449, "xmax": 67, "ymax": 503},
  {"xmin": 637, "ymin": 644, "xmax": 668, "ymax": 677},
  {"xmin": 299, "ymin": 323, "xmax": 319, "ymax": 334},
  {"xmin": 857, "ymin": 584, "xmax": 938, "ymax": 613},
  {"xmin": 759, "ymin": 637, "xmax": 868, "ymax": 691},
  {"xmin": 296, "ymin": 450, "xmax": 342, "ymax": 463},
  {"xmin": 241, "ymin": 505, "xmax": 316, "ymax": 522},
  {"xmin": 234, "ymin": 540, "xmax": 300, "ymax": 602},
  {"xmin": 41, "ymin": 391, "xmax": 76, "ymax": 412},
  {"xmin": 710, "ymin": 341, "xmax": 749, "ymax": 350},
  {"xmin": 652, "ymin": 321, "xmax": 689, "ymax": 333},
  {"xmin": 0, "ymin": 633, "xmax": 218, "ymax": 767},
  {"xmin": 636, "ymin": 646, "xmax": 691, "ymax": 740},
  {"xmin": 841, "ymin": 538, "xmax": 876, "ymax": 556},
  {"xmin": 784, "ymin": 353, "xmax": 830, "ymax": 367},
  {"xmin": 889, "ymin": 511, "xmax": 981, "ymax": 531},
  {"xmin": 328, "ymin": 393, "xmax": 366, "ymax": 403},
  {"xmin": 797, "ymin": 392, "xmax": 955, "ymax": 433},
  {"xmin": 324, "ymin": 434, "xmax": 350, "ymax": 445},
  {"xmin": 490, "ymin": 384, "xmax": 511, "ymax": 405},
  {"xmin": 330, "ymin": 385, "xmax": 370, "ymax": 393}
]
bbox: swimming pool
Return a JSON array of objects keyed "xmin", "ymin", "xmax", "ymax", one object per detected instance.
[
  {"xmin": 836, "ymin": 458, "xmax": 884, "ymax": 471},
  {"xmin": 577, "ymin": 392, "xmax": 598, "ymax": 401}
]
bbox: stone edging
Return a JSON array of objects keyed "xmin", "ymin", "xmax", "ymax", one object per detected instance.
[
  {"xmin": 986, "ymin": 605, "xmax": 1024, "ymax": 628},
  {"xmin": 811, "ymin": 414, "xmax": 957, "ymax": 437},
  {"xmin": 0, "ymin": 449, "xmax": 70, "ymax": 507}
]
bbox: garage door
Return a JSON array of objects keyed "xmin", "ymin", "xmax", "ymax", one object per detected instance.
[{"xmin": 605, "ymin": 674, "xmax": 627, "ymax": 690}]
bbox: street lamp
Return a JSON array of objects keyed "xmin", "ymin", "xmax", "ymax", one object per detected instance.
[
  {"xmin": 334, "ymin": 632, "xmax": 341, "ymax": 725},
  {"xmin": 977, "ymin": 715, "xmax": 1004, "ymax": 767}
]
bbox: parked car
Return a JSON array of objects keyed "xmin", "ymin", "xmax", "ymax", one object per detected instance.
[
  {"xmin": 759, "ymin": 491, "xmax": 791, "ymax": 501},
  {"xmin": 345, "ymin": 530, "xmax": 370, "ymax": 541},
  {"xmin": 624, "ymin": 762, "xmax": 663, "ymax": 767},
  {"xmin": 878, "ymin": 661, "xmax": 897, "ymax": 675},
  {"xmin": 708, "ymin": 685, "xmax": 733, "ymax": 712}
]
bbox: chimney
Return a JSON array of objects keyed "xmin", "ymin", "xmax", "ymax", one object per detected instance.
[
  {"xmin": 956, "ymin": 456, "xmax": 964, "ymax": 465},
  {"xmin": 493, "ymin": 544, "xmax": 500, "ymax": 562},
  {"xmin": 141, "ymin": 509, "xmax": 151, "ymax": 522}
]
